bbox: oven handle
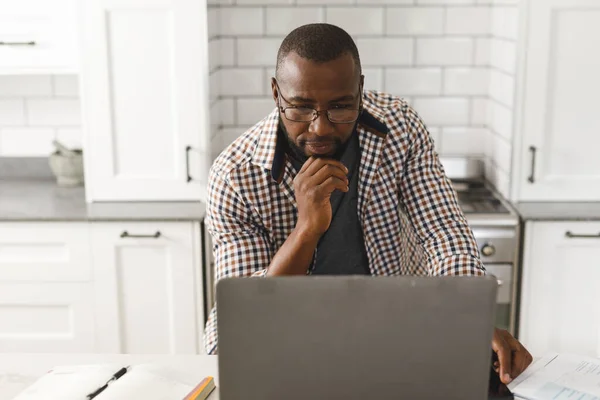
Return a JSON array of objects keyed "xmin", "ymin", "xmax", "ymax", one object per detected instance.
[
  {"xmin": 565, "ymin": 231, "xmax": 600, "ymax": 239},
  {"xmin": 527, "ymin": 146, "xmax": 537, "ymax": 183}
]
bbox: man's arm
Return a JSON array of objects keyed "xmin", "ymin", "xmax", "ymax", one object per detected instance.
[{"xmin": 398, "ymin": 105, "xmax": 485, "ymax": 276}]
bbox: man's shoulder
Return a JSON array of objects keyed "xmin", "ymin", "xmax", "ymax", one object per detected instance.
[
  {"xmin": 362, "ymin": 90, "xmax": 410, "ymax": 117},
  {"xmin": 210, "ymin": 119, "xmax": 269, "ymax": 182}
]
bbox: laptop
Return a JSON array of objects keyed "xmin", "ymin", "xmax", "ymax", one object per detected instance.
[{"xmin": 217, "ymin": 275, "xmax": 498, "ymax": 400}]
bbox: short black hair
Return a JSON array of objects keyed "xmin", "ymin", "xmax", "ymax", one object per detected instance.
[{"xmin": 276, "ymin": 23, "xmax": 362, "ymax": 79}]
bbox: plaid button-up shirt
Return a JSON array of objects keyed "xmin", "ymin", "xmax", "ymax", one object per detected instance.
[{"xmin": 204, "ymin": 90, "xmax": 485, "ymax": 354}]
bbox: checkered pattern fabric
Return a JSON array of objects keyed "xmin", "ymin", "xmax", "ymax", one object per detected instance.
[{"xmin": 204, "ymin": 91, "xmax": 485, "ymax": 355}]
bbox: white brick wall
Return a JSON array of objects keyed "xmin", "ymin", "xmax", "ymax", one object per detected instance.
[
  {"xmin": 201, "ymin": 1, "xmax": 519, "ymax": 199},
  {"xmin": 0, "ymin": 75, "xmax": 81, "ymax": 157}
]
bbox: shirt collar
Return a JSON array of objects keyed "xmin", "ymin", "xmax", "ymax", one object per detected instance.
[{"xmin": 250, "ymin": 93, "xmax": 389, "ymax": 183}]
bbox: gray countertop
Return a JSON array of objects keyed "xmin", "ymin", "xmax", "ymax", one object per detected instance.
[
  {"xmin": 515, "ymin": 202, "xmax": 600, "ymax": 221},
  {"xmin": 0, "ymin": 179, "xmax": 205, "ymax": 222}
]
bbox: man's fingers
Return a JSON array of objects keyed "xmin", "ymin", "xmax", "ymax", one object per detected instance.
[
  {"xmin": 492, "ymin": 337, "xmax": 513, "ymax": 384},
  {"xmin": 317, "ymin": 176, "xmax": 349, "ymax": 195},
  {"xmin": 298, "ymin": 156, "xmax": 316, "ymax": 174},
  {"xmin": 301, "ymin": 157, "xmax": 348, "ymax": 178},
  {"xmin": 511, "ymin": 344, "xmax": 533, "ymax": 377},
  {"xmin": 311, "ymin": 163, "xmax": 349, "ymax": 187}
]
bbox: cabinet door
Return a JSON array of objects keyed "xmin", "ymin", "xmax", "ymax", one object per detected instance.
[
  {"xmin": 0, "ymin": 283, "xmax": 95, "ymax": 352},
  {"xmin": 91, "ymin": 222, "xmax": 203, "ymax": 354},
  {"xmin": 0, "ymin": 223, "xmax": 91, "ymax": 282},
  {"xmin": 0, "ymin": 0, "xmax": 78, "ymax": 74},
  {"xmin": 519, "ymin": 222, "xmax": 600, "ymax": 357},
  {"xmin": 80, "ymin": 0, "xmax": 210, "ymax": 201},
  {"xmin": 515, "ymin": 0, "xmax": 600, "ymax": 201}
]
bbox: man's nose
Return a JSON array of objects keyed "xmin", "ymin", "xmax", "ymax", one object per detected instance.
[{"xmin": 309, "ymin": 111, "xmax": 335, "ymax": 137}]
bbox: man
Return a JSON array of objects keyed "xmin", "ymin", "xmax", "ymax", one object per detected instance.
[{"xmin": 205, "ymin": 23, "xmax": 532, "ymax": 383}]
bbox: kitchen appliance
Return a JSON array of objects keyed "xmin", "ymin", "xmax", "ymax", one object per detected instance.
[{"xmin": 442, "ymin": 158, "xmax": 521, "ymax": 335}]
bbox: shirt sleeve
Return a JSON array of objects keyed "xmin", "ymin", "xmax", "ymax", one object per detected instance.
[
  {"xmin": 397, "ymin": 105, "xmax": 486, "ymax": 277},
  {"xmin": 203, "ymin": 167, "xmax": 272, "ymax": 354}
]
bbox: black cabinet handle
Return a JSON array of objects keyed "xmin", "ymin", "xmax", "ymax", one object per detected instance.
[
  {"xmin": 0, "ymin": 41, "xmax": 36, "ymax": 46},
  {"xmin": 527, "ymin": 146, "xmax": 537, "ymax": 183},
  {"xmin": 565, "ymin": 231, "xmax": 600, "ymax": 239},
  {"xmin": 185, "ymin": 146, "xmax": 192, "ymax": 182},
  {"xmin": 120, "ymin": 231, "xmax": 161, "ymax": 239}
]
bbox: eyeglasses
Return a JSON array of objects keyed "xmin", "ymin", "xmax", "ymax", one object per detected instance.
[{"xmin": 276, "ymin": 82, "xmax": 362, "ymax": 124}]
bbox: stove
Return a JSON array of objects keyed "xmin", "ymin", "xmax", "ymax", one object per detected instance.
[{"xmin": 441, "ymin": 158, "xmax": 521, "ymax": 334}]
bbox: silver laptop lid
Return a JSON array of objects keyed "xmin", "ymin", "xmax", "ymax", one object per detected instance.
[{"xmin": 217, "ymin": 275, "xmax": 497, "ymax": 400}]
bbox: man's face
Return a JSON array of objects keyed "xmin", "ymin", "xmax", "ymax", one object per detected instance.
[{"xmin": 272, "ymin": 52, "xmax": 363, "ymax": 159}]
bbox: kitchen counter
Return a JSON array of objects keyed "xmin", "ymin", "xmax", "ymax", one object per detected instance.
[
  {"xmin": 515, "ymin": 202, "xmax": 600, "ymax": 221},
  {"xmin": 0, "ymin": 179, "xmax": 206, "ymax": 221}
]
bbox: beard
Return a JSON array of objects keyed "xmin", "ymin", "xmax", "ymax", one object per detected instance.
[{"xmin": 278, "ymin": 117, "xmax": 351, "ymax": 165}]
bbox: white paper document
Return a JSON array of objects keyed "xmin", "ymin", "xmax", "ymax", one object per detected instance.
[{"xmin": 508, "ymin": 353, "xmax": 600, "ymax": 400}]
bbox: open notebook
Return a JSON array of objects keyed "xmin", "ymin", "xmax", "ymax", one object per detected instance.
[
  {"xmin": 12, "ymin": 364, "xmax": 216, "ymax": 400},
  {"xmin": 508, "ymin": 353, "xmax": 600, "ymax": 400}
]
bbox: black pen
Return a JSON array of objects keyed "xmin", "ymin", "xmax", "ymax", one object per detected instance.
[{"xmin": 86, "ymin": 366, "xmax": 130, "ymax": 399}]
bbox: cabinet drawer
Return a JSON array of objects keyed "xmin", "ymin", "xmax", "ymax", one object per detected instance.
[
  {"xmin": 0, "ymin": 282, "xmax": 95, "ymax": 353},
  {"xmin": 0, "ymin": 0, "xmax": 78, "ymax": 73},
  {"xmin": 0, "ymin": 223, "xmax": 92, "ymax": 282}
]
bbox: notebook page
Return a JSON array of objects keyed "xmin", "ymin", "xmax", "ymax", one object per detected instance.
[
  {"xmin": 12, "ymin": 364, "xmax": 123, "ymax": 400},
  {"xmin": 94, "ymin": 364, "xmax": 199, "ymax": 400},
  {"xmin": 510, "ymin": 354, "xmax": 600, "ymax": 400}
]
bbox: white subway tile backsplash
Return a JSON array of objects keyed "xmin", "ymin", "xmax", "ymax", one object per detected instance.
[
  {"xmin": 475, "ymin": 38, "xmax": 491, "ymax": 66},
  {"xmin": 221, "ymin": 69, "xmax": 265, "ymax": 96},
  {"xmin": 490, "ymin": 38, "xmax": 516, "ymax": 74},
  {"xmin": 489, "ymin": 69, "xmax": 514, "ymax": 107},
  {"xmin": 210, "ymin": 100, "xmax": 221, "ymax": 131},
  {"xmin": 0, "ymin": 100, "xmax": 24, "ymax": 125},
  {"xmin": 0, "ymin": 128, "xmax": 55, "ymax": 156},
  {"xmin": 427, "ymin": 126, "xmax": 441, "ymax": 150},
  {"xmin": 385, "ymin": 68, "xmax": 442, "ymax": 96},
  {"xmin": 298, "ymin": 0, "xmax": 351, "ymax": 4},
  {"xmin": 53, "ymin": 76, "xmax": 79, "ymax": 97},
  {"xmin": 237, "ymin": 98, "xmax": 276, "ymax": 125},
  {"xmin": 325, "ymin": 7, "xmax": 384, "ymax": 36},
  {"xmin": 416, "ymin": 38, "xmax": 473, "ymax": 66},
  {"xmin": 0, "ymin": 76, "xmax": 52, "ymax": 97},
  {"xmin": 237, "ymin": 38, "xmax": 281, "ymax": 67},
  {"xmin": 446, "ymin": 7, "xmax": 491, "ymax": 35},
  {"xmin": 207, "ymin": 8, "xmax": 219, "ymax": 39},
  {"xmin": 492, "ymin": 6, "xmax": 518, "ymax": 40},
  {"xmin": 441, "ymin": 127, "xmax": 487, "ymax": 155},
  {"xmin": 489, "ymin": 100, "xmax": 513, "ymax": 141},
  {"xmin": 237, "ymin": 0, "xmax": 292, "ymax": 4},
  {"xmin": 357, "ymin": 38, "xmax": 413, "ymax": 66},
  {"xmin": 220, "ymin": 127, "xmax": 246, "ymax": 149},
  {"xmin": 412, "ymin": 98, "xmax": 470, "ymax": 125},
  {"xmin": 357, "ymin": 0, "xmax": 412, "ymax": 3},
  {"xmin": 492, "ymin": 133, "xmax": 512, "ymax": 173},
  {"xmin": 417, "ymin": 0, "xmax": 474, "ymax": 4},
  {"xmin": 485, "ymin": 161, "xmax": 510, "ymax": 197},
  {"xmin": 209, "ymin": 71, "xmax": 220, "ymax": 103},
  {"xmin": 221, "ymin": 38, "xmax": 236, "ymax": 67},
  {"xmin": 444, "ymin": 68, "xmax": 489, "ymax": 95},
  {"xmin": 220, "ymin": 7, "xmax": 264, "ymax": 36},
  {"xmin": 56, "ymin": 128, "xmax": 82, "ymax": 149},
  {"xmin": 471, "ymin": 98, "xmax": 489, "ymax": 125},
  {"xmin": 265, "ymin": 7, "xmax": 322, "ymax": 35},
  {"xmin": 26, "ymin": 99, "xmax": 80, "ymax": 126},
  {"xmin": 385, "ymin": 8, "xmax": 444, "ymax": 36},
  {"xmin": 221, "ymin": 98, "xmax": 236, "ymax": 126},
  {"xmin": 209, "ymin": 40, "xmax": 220, "ymax": 71},
  {"xmin": 363, "ymin": 68, "xmax": 384, "ymax": 92}
]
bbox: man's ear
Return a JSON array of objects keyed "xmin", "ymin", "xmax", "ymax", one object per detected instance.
[{"xmin": 271, "ymin": 77, "xmax": 278, "ymax": 104}]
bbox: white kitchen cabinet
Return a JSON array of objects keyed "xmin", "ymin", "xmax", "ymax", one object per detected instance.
[
  {"xmin": 0, "ymin": 0, "xmax": 78, "ymax": 74},
  {"xmin": 80, "ymin": 0, "xmax": 211, "ymax": 202},
  {"xmin": 519, "ymin": 221, "xmax": 600, "ymax": 358},
  {"xmin": 0, "ymin": 222, "xmax": 92, "ymax": 282},
  {"xmin": 0, "ymin": 282, "xmax": 95, "ymax": 353},
  {"xmin": 513, "ymin": 0, "xmax": 600, "ymax": 201},
  {"xmin": 91, "ymin": 222, "xmax": 204, "ymax": 354}
]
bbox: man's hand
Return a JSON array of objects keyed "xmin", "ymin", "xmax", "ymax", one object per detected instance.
[
  {"xmin": 293, "ymin": 157, "xmax": 349, "ymax": 238},
  {"xmin": 492, "ymin": 328, "xmax": 533, "ymax": 384}
]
